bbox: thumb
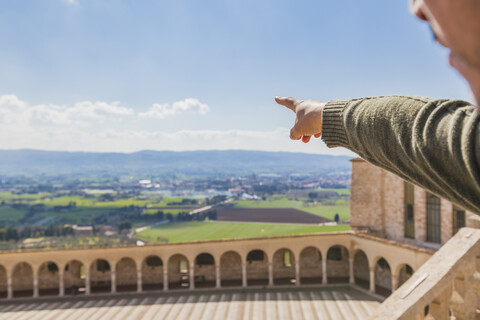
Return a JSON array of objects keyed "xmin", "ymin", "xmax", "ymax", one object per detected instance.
[{"xmin": 275, "ymin": 96, "xmax": 298, "ymax": 112}]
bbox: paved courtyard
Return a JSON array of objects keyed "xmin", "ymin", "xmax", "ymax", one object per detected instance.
[{"xmin": 0, "ymin": 285, "xmax": 381, "ymax": 320}]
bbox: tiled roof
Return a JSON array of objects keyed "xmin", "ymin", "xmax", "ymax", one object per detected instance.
[{"xmin": 0, "ymin": 286, "xmax": 381, "ymax": 320}]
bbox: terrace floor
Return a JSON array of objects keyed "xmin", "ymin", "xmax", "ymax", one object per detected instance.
[{"xmin": 0, "ymin": 285, "xmax": 382, "ymax": 320}]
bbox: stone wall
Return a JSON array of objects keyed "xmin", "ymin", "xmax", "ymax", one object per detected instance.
[
  {"xmin": 353, "ymin": 250, "xmax": 369, "ymax": 282},
  {"xmin": 0, "ymin": 266, "xmax": 6, "ymax": 293},
  {"xmin": 375, "ymin": 259, "xmax": 392, "ymax": 290},
  {"xmin": 299, "ymin": 247, "xmax": 322, "ymax": 279},
  {"xmin": 64, "ymin": 260, "xmax": 85, "ymax": 289},
  {"xmin": 142, "ymin": 264, "xmax": 163, "ymax": 285},
  {"xmin": 116, "ymin": 258, "xmax": 137, "ymax": 286},
  {"xmin": 351, "ymin": 159, "xmax": 474, "ymax": 248},
  {"xmin": 272, "ymin": 249, "xmax": 295, "ymax": 280},
  {"xmin": 350, "ymin": 159, "xmax": 384, "ymax": 233},
  {"xmin": 38, "ymin": 262, "xmax": 59, "ymax": 290},
  {"xmin": 168, "ymin": 254, "xmax": 189, "ymax": 285},
  {"xmin": 326, "ymin": 246, "xmax": 349, "ymax": 279},
  {"xmin": 90, "ymin": 260, "xmax": 111, "ymax": 287},
  {"xmin": 12, "ymin": 262, "xmax": 33, "ymax": 291},
  {"xmin": 220, "ymin": 251, "xmax": 242, "ymax": 281}
]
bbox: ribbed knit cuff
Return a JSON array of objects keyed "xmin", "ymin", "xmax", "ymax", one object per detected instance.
[{"xmin": 321, "ymin": 100, "xmax": 350, "ymax": 148}]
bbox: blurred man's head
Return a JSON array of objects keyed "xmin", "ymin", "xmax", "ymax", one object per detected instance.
[{"xmin": 410, "ymin": 0, "xmax": 480, "ymax": 103}]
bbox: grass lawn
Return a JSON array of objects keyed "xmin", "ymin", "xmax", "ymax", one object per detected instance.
[
  {"xmin": 0, "ymin": 206, "xmax": 28, "ymax": 221},
  {"xmin": 232, "ymin": 199, "xmax": 350, "ymax": 221},
  {"xmin": 136, "ymin": 221, "xmax": 350, "ymax": 243}
]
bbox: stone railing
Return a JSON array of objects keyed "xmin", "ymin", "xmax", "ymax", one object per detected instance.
[{"xmin": 369, "ymin": 227, "xmax": 480, "ymax": 319}]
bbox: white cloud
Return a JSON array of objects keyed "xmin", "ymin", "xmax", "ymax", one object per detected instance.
[
  {"xmin": 0, "ymin": 94, "xmax": 354, "ymax": 156},
  {"xmin": 0, "ymin": 95, "xmax": 134, "ymax": 127},
  {"xmin": 139, "ymin": 98, "xmax": 210, "ymax": 118}
]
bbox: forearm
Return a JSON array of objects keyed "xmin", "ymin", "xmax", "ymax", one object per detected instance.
[{"xmin": 322, "ymin": 95, "xmax": 480, "ymax": 214}]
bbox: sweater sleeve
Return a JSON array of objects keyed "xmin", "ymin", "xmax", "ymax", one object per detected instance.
[{"xmin": 321, "ymin": 95, "xmax": 480, "ymax": 214}]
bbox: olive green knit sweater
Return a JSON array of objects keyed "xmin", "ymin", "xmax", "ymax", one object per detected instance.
[{"xmin": 321, "ymin": 95, "xmax": 480, "ymax": 214}]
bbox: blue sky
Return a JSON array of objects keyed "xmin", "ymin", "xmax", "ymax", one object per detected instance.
[{"xmin": 0, "ymin": 0, "xmax": 471, "ymax": 154}]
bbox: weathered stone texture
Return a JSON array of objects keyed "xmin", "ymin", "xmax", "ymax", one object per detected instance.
[
  {"xmin": 12, "ymin": 262, "xmax": 33, "ymax": 291},
  {"xmin": 383, "ymin": 171, "xmax": 404, "ymax": 241},
  {"xmin": 299, "ymin": 247, "xmax": 322, "ymax": 279},
  {"xmin": 90, "ymin": 260, "xmax": 111, "ymax": 287},
  {"xmin": 375, "ymin": 260, "xmax": 392, "ymax": 290},
  {"xmin": 64, "ymin": 260, "xmax": 85, "ymax": 289},
  {"xmin": 350, "ymin": 160, "xmax": 383, "ymax": 233},
  {"xmin": 116, "ymin": 258, "xmax": 137, "ymax": 286},
  {"xmin": 220, "ymin": 251, "xmax": 242, "ymax": 281},
  {"xmin": 272, "ymin": 249, "xmax": 295, "ymax": 280},
  {"xmin": 168, "ymin": 255, "xmax": 189, "ymax": 284},
  {"xmin": 38, "ymin": 262, "xmax": 59, "ymax": 290},
  {"xmin": 353, "ymin": 250, "xmax": 369, "ymax": 282},
  {"xmin": 326, "ymin": 246, "xmax": 349, "ymax": 279}
]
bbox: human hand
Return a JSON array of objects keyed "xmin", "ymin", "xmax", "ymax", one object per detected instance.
[{"xmin": 275, "ymin": 96, "xmax": 325, "ymax": 143}]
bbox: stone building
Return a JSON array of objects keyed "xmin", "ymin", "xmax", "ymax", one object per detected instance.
[{"xmin": 0, "ymin": 159, "xmax": 479, "ymax": 319}]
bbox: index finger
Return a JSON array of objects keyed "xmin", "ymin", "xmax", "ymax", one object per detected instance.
[{"xmin": 275, "ymin": 96, "xmax": 298, "ymax": 112}]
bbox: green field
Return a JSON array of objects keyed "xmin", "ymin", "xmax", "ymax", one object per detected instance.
[
  {"xmin": 136, "ymin": 221, "xmax": 350, "ymax": 243},
  {"xmin": 231, "ymin": 199, "xmax": 350, "ymax": 221}
]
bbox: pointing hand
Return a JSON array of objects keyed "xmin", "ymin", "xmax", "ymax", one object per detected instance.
[{"xmin": 275, "ymin": 96, "xmax": 325, "ymax": 143}]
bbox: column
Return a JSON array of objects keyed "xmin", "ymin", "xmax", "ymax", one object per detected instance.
[
  {"xmin": 215, "ymin": 265, "xmax": 221, "ymax": 288},
  {"xmin": 137, "ymin": 269, "xmax": 142, "ymax": 293},
  {"xmin": 59, "ymin": 271, "xmax": 65, "ymax": 297},
  {"xmin": 349, "ymin": 258, "xmax": 355, "ymax": 284},
  {"xmin": 369, "ymin": 268, "xmax": 375, "ymax": 293},
  {"xmin": 295, "ymin": 260, "xmax": 300, "ymax": 286},
  {"xmin": 189, "ymin": 265, "xmax": 195, "ymax": 289},
  {"xmin": 322, "ymin": 259, "xmax": 327, "ymax": 284},
  {"xmin": 33, "ymin": 272, "xmax": 39, "ymax": 298},
  {"xmin": 392, "ymin": 273, "xmax": 398, "ymax": 292},
  {"xmin": 85, "ymin": 270, "xmax": 91, "ymax": 295},
  {"xmin": 268, "ymin": 262, "xmax": 274, "ymax": 286},
  {"xmin": 111, "ymin": 270, "xmax": 116, "ymax": 293},
  {"xmin": 242, "ymin": 263, "xmax": 247, "ymax": 287},
  {"xmin": 7, "ymin": 276, "xmax": 12, "ymax": 299},
  {"xmin": 163, "ymin": 268, "xmax": 168, "ymax": 291}
]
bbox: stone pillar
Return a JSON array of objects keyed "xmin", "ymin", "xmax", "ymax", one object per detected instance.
[
  {"xmin": 215, "ymin": 265, "xmax": 221, "ymax": 288},
  {"xmin": 268, "ymin": 262, "xmax": 274, "ymax": 286},
  {"xmin": 137, "ymin": 269, "xmax": 142, "ymax": 293},
  {"xmin": 242, "ymin": 263, "xmax": 247, "ymax": 287},
  {"xmin": 349, "ymin": 258, "xmax": 355, "ymax": 284},
  {"xmin": 322, "ymin": 259, "xmax": 327, "ymax": 284},
  {"xmin": 295, "ymin": 260, "xmax": 300, "ymax": 286},
  {"xmin": 7, "ymin": 276, "xmax": 12, "ymax": 299},
  {"xmin": 163, "ymin": 268, "xmax": 168, "ymax": 291},
  {"xmin": 85, "ymin": 270, "xmax": 91, "ymax": 295},
  {"xmin": 33, "ymin": 272, "xmax": 39, "ymax": 298},
  {"xmin": 392, "ymin": 273, "xmax": 398, "ymax": 292},
  {"xmin": 111, "ymin": 271, "xmax": 116, "ymax": 293},
  {"xmin": 59, "ymin": 271, "xmax": 65, "ymax": 297},
  {"xmin": 369, "ymin": 268, "xmax": 375, "ymax": 293},
  {"xmin": 189, "ymin": 265, "xmax": 195, "ymax": 289}
]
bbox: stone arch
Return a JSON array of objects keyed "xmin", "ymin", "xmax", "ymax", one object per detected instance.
[
  {"xmin": 220, "ymin": 251, "xmax": 242, "ymax": 287},
  {"xmin": 194, "ymin": 253, "xmax": 215, "ymax": 288},
  {"xmin": 326, "ymin": 245, "xmax": 349, "ymax": 283},
  {"xmin": 353, "ymin": 250, "xmax": 369, "ymax": 290},
  {"xmin": 0, "ymin": 265, "xmax": 7, "ymax": 298},
  {"xmin": 90, "ymin": 259, "xmax": 111, "ymax": 293},
  {"xmin": 64, "ymin": 260, "xmax": 86, "ymax": 295},
  {"xmin": 397, "ymin": 264, "xmax": 414, "ymax": 288},
  {"xmin": 168, "ymin": 254, "xmax": 190, "ymax": 290},
  {"xmin": 141, "ymin": 255, "xmax": 164, "ymax": 291},
  {"xmin": 375, "ymin": 257, "xmax": 392, "ymax": 296},
  {"xmin": 116, "ymin": 257, "xmax": 137, "ymax": 292},
  {"xmin": 273, "ymin": 248, "xmax": 295, "ymax": 285},
  {"xmin": 299, "ymin": 246, "xmax": 322, "ymax": 284},
  {"xmin": 38, "ymin": 261, "xmax": 60, "ymax": 296},
  {"xmin": 246, "ymin": 249, "xmax": 268, "ymax": 286},
  {"xmin": 12, "ymin": 262, "xmax": 33, "ymax": 297}
]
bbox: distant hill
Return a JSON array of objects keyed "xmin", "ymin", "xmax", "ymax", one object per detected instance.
[{"xmin": 0, "ymin": 149, "xmax": 352, "ymax": 176}]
